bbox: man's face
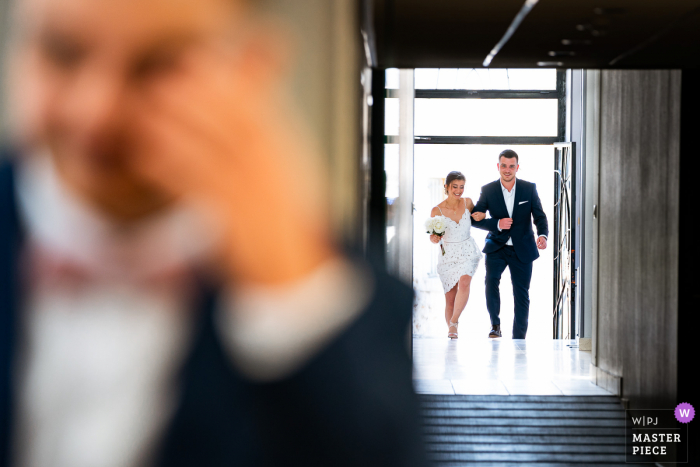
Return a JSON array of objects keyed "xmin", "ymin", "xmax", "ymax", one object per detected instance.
[
  {"xmin": 498, "ymin": 156, "xmax": 519, "ymax": 183},
  {"xmin": 8, "ymin": 0, "xmax": 246, "ymax": 220}
]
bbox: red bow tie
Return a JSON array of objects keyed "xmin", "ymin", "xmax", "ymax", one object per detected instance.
[{"xmin": 22, "ymin": 241, "xmax": 197, "ymax": 294}]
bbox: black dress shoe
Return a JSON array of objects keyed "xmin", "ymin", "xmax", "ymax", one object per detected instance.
[{"xmin": 489, "ymin": 325, "xmax": 502, "ymax": 338}]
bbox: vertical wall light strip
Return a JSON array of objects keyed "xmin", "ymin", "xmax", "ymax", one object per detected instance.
[{"xmin": 483, "ymin": 0, "xmax": 540, "ymax": 67}]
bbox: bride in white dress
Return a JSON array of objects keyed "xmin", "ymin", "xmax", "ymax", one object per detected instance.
[{"xmin": 429, "ymin": 171, "xmax": 485, "ymax": 339}]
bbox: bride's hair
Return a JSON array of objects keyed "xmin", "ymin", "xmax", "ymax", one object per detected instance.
[{"xmin": 444, "ymin": 171, "xmax": 466, "ymax": 194}]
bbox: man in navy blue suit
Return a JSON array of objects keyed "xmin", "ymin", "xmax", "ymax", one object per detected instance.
[
  {"xmin": 470, "ymin": 149, "xmax": 549, "ymax": 339},
  {"xmin": 0, "ymin": 0, "xmax": 427, "ymax": 465}
]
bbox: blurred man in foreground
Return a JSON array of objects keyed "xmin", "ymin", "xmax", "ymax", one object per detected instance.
[{"xmin": 0, "ymin": 0, "xmax": 426, "ymax": 465}]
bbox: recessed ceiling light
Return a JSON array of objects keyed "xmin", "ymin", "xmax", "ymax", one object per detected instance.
[
  {"xmin": 537, "ymin": 61, "xmax": 564, "ymax": 67},
  {"xmin": 561, "ymin": 39, "xmax": 592, "ymax": 45}
]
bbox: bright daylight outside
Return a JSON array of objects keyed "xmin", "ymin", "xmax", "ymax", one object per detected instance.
[{"xmin": 385, "ymin": 68, "xmax": 557, "ymax": 341}]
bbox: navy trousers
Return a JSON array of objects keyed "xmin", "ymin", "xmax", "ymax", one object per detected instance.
[{"xmin": 484, "ymin": 245, "xmax": 534, "ymax": 339}]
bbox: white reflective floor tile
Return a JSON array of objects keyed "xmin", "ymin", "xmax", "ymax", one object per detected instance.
[
  {"xmin": 451, "ymin": 379, "xmax": 509, "ymax": 395},
  {"xmin": 412, "ymin": 337, "xmax": 610, "ymax": 396},
  {"xmin": 551, "ymin": 379, "xmax": 614, "ymax": 396}
]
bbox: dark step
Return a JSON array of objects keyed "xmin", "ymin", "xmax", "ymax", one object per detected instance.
[
  {"xmin": 427, "ymin": 443, "xmax": 625, "ymax": 453},
  {"xmin": 423, "ymin": 425, "xmax": 630, "ymax": 436},
  {"xmin": 423, "ymin": 434, "xmax": 626, "ymax": 445},
  {"xmin": 420, "ymin": 401, "xmax": 623, "ymax": 411},
  {"xmin": 430, "ymin": 462, "xmax": 651, "ymax": 467},
  {"xmin": 418, "ymin": 394, "xmax": 655, "ymax": 465},
  {"xmin": 427, "ymin": 452, "xmax": 650, "ymax": 463},
  {"xmin": 419, "ymin": 395, "xmax": 620, "ymax": 403},
  {"xmin": 422, "ymin": 416, "xmax": 626, "ymax": 427},
  {"xmin": 421, "ymin": 409, "xmax": 626, "ymax": 419}
]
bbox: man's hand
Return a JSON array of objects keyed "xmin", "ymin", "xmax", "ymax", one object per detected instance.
[
  {"xmin": 130, "ymin": 42, "xmax": 336, "ymax": 286},
  {"xmin": 537, "ymin": 236, "xmax": 547, "ymax": 250},
  {"xmin": 498, "ymin": 218, "xmax": 513, "ymax": 230},
  {"xmin": 471, "ymin": 211, "xmax": 485, "ymax": 222}
]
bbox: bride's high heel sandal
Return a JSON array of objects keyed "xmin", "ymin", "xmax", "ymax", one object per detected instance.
[{"xmin": 448, "ymin": 321, "xmax": 458, "ymax": 339}]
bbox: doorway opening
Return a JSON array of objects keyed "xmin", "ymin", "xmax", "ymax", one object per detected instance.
[
  {"xmin": 412, "ymin": 143, "xmax": 554, "ymax": 341},
  {"xmin": 381, "ymin": 68, "xmax": 605, "ymax": 395},
  {"xmin": 384, "ymin": 67, "xmax": 563, "ymax": 340}
]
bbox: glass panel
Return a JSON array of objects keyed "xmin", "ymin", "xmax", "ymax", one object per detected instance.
[
  {"xmin": 414, "ymin": 68, "xmax": 556, "ymax": 90},
  {"xmin": 412, "ymin": 144, "xmax": 553, "ymax": 339},
  {"xmin": 506, "ymin": 69, "xmax": 557, "ymax": 90},
  {"xmin": 384, "ymin": 143, "xmax": 400, "ymax": 200},
  {"xmin": 414, "ymin": 99, "xmax": 558, "ymax": 137},
  {"xmin": 384, "ymin": 98, "xmax": 399, "ymax": 135},
  {"xmin": 385, "ymin": 68, "xmax": 400, "ymax": 89},
  {"xmin": 436, "ymin": 68, "xmax": 460, "ymax": 89},
  {"xmin": 414, "ymin": 68, "xmax": 440, "ymax": 89},
  {"xmin": 385, "ymin": 143, "xmax": 399, "ymax": 248}
]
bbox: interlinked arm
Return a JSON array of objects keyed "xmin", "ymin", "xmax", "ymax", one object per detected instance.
[{"xmin": 470, "ymin": 189, "xmax": 500, "ymax": 233}]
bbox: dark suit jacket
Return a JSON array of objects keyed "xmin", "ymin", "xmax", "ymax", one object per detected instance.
[
  {"xmin": 0, "ymin": 159, "xmax": 427, "ymax": 467},
  {"xmin": 471, "ymin": 178, "xmax": 548, "ymax": 264}
]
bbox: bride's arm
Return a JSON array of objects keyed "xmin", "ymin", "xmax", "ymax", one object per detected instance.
[{"xmin": 465, "ymin": 198, "xmax": 485, "ymax": 221}]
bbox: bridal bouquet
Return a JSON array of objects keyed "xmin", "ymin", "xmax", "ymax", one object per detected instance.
[{"xmin": 425, "ymin": 216, "xmax": 447, "ymax": 255}]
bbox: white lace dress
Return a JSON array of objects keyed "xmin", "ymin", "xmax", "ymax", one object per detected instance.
[{"xmin": 435, "ymin": 205, "xmax": 483, "ymax": 293}]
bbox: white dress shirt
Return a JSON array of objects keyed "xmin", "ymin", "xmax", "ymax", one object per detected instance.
[
  {"xmin": 12, "ymin": 154, "xmax": 373, "ymax": 467},
  {"xmin": 499, "ymin": 181, "xmax": 517, "ymax": 246},
  {"xmin": 496, "ymin": 179, "xmax": 546, "ymax": 245}
]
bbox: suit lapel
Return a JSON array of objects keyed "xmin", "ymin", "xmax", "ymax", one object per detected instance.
[
  {"xmin": 0, "ymin": 159, "xmax": 22, "ymax": 467},
  {"xmin": 492, "ymin": 180, "xmax": 509, "ymax": 218}
]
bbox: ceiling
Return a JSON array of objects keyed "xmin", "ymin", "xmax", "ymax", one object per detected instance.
[{"xmin": 370, "ymin": 0, "xmax": 700, "ymax": 68}]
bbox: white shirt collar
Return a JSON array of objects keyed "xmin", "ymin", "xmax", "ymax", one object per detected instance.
[{"xmin": 500, "ymin": 179, "xmax": 516, "ymax": 194}]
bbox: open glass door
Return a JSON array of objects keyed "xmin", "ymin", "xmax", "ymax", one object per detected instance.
[
  {"xmin": 553, "ymin": 142, "xmax": 575, "ymax": 338},
  {"xmin": 385, "ymin": 69, "xmax": 415, "ymax": 284}
]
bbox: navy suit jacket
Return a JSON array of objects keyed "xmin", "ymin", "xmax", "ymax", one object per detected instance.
[
  {"xmin": 471, "ymin": 178, "xmax": 548, "ymax": 264},
  {"xmin": 0, "ymin": 159, "xmax": 427, "ymax": 467}
]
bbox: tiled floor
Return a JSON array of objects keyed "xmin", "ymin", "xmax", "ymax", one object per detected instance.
[{"xmin": 413, "ymin": 337, "xmax": 612, "ymax": 396}]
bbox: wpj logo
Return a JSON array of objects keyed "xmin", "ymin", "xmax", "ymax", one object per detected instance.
[
  {"xmin": 632, "ymin": 416, "xmax": 660, "ymax": 426},
  {"xmin": 625, "ymin": 403, "xmax": 693, "ymax": 463},
  {"xmin": 675, "ymin": 403, "xmax": 695, "ymax": 423}
]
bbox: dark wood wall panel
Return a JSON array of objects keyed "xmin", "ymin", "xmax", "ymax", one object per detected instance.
[{"xmin": 597, "ymin": 70, "xmax": 680, "ymax": 408}]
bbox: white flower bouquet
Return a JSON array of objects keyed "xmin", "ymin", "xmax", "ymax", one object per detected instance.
[{"xmin": 425, "ymin": 216, "xmax": 448, "ymax": 255}]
